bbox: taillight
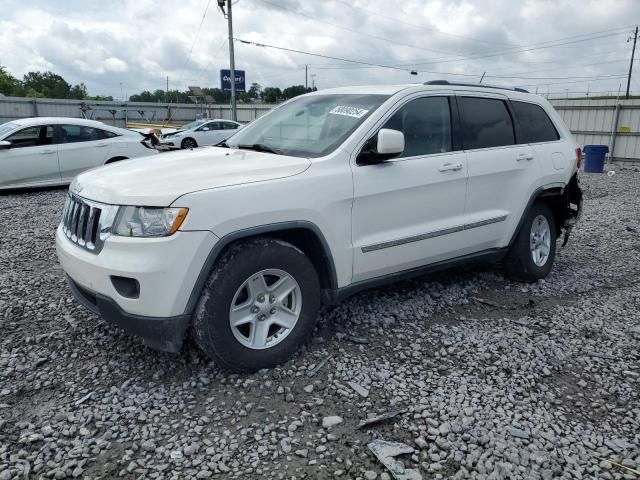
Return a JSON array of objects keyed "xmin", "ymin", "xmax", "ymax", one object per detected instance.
[{"xmin": 575, "ymin": 148, "xmax": 582, "ymax": 169}]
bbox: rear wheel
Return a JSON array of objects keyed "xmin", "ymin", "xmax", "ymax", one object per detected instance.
[
  {"xmin": 181, "ymin": 137, "xmax": 197, "ymax": 149},
  {"xmin": 504, "ymin": 202, "xmax": 557, "ymax": 282},
  {"xmin": 193, "ymin": 238, "xmax": 320, "ymax": 372}
]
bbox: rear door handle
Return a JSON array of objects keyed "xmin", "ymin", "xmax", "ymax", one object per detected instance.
[
  {"xmin": 40, "ymin": 149, "xmax": 56, "ymax": 155},
  {"xmin": 96, "ymin": 143, "xmax": 109, "ymax": 148},
  {"xmin": 439, "ymin": 162, "xmax": 463, "ymax": 172},
  {"xmin": 517, "ymin": 154, "xmax": 534, "ymax": 161}
]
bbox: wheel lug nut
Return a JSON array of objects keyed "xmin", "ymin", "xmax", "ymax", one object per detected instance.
[
  {"xmin": 257, "ymin": 294, "xmax": 265, "ymax": 303},
  {"xmin": 258, "ymin": 314, "xmax": 266, "ymax": 321},
  {"xmin": 269, "ymin": 294, "xmax": 275, "ymax": 303},
  {"xmin": 270, "ymin": 308, "xmax": 277, "ymax": 315},
  {"xmin": 251, "ymin": 306, "xmax": 259, "ymax": 313}
]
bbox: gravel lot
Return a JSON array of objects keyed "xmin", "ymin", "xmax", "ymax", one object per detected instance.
[{"xmin": 1, "ymin": 169, "xmax": 639, "ymax": 480}]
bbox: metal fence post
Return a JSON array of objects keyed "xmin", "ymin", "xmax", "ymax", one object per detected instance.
[{"xmin": 609, "ymin": 103, "xmax": 622, "ymax": 163}]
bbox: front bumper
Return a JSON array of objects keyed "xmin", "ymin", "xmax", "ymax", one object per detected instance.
[
  {"xmin": 158, "ymin": 138, "xmax": 180, "ymax": 149},
  {"xmin": 56, "ymin": 225, "xmax": 218, "ymax": 351},
  {"xmin": 66, "ymin": 275, "xmax": 189, "ymax": 352}
]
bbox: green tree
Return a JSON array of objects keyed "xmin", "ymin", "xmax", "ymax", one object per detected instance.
[
  {"xmin": 0, "ymin": 66, "xmax": 20, "ymax": 96},
  {"xmin": 282, "ymin": 85, "xmax": 310, "ymax": 100},
  {"xmin": 248, "ymin": 82, "xmax": 262, "ymax": 100},
  {"xmin": 68, "ymin": 83, "xmax": 88, "ymax": 99},
  {"xmin": 262, "ymin": 87, "xmax": 282, "ymax": 103},
  {"xmin": 22, "ymin": 71, "xmax": 71, "ymax": 98},
  {"xmin": 85, "ymin": 94, "xmax": 114, "ymax": 101}
]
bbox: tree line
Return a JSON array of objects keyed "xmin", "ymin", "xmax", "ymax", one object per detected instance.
[
  {"xmin": 0, "ymin": 67, "xmax": 315, "ymax": 104},
  {"xmin": 129, "ymin": 82, "xmax": 316, "ymax": 104},
  {"xmin": 0, "ymin": 67, "xmax": 113, "ymax": 100}
]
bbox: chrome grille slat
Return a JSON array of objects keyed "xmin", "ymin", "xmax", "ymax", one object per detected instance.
[{"xmin": 60, "ymin": 194, "xmax": 112, "ymax": 254}]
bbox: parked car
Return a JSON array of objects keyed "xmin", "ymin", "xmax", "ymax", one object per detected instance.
[
  {"xmin": 0, "ymin": 117, "xmax": 158, "ymax": 190},
  {"xmin": 57, "ymin": 81, "xmax": 582, "ymax": 371},
  {"xmin": 158, "ymin": 119, "xmax": 242, "ymax": 149}
]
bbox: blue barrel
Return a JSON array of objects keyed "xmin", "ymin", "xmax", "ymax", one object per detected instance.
[{"xmin": 583, "ymin": 145, "xmax": 609, "ymax": 173}]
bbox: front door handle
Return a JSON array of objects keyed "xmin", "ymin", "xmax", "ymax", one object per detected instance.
[
  {"xmin": 516, "ymin": 154, "xmax": 534, "ymax": 161},
  {"xmin": 439, "ymin": 162, "xmax": 463, "ymax": 172},
  {"xmin": 40, "ymin": 149, "xmax": 56, "ymax": 155},
  {"xmin": 96, "ymin": 143, "xmax": 109, "ymax": 148}
]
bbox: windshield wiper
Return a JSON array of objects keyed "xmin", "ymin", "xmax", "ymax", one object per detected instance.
[
  {"xmin": 236, "ymin": 143, "xmax": 281, "ymax": 154},
  {"xmin": 215, "ymin": 140, "xmax": 230, "ymax": 148}
]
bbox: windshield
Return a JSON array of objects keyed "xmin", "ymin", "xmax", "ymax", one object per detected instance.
[
  {"xmin": 0, "ymin": 122, "xmax": 19, "ymax": 138},
  {"xmin": 179, "ymin": 120, "xmax": 205, "ymax": 131},
  {"xmin": 225, "ymin": 94, "xmax": 390, "ymax": 158}
]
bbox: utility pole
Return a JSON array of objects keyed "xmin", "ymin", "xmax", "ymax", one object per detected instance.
[
  {"xmin": 305, "ymin": 65, "xmax": 308, "ymax": 90},
  {"xmin": 166, "ymin": 76, "xmax": 169, "ymax": 102},
  {"xmin": 218, "ymin": 1, "xmax": 237, "ymax": 120},
  {"xmin": 625, "ymin": 25, "xmax": 638, "ymax": 99}
]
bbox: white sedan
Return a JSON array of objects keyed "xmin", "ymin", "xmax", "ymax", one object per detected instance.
[
  {"xmin": 158, "ymin": 119, "xmax": 242, "ymax": 149},
  {"xmin": 0, "ymin": 117, "xmax": 158, "ymax": 190}
]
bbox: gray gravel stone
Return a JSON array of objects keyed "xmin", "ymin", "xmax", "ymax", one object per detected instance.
[{"xmin": 1, "ymin": 171, "xmax": 639, "ymax": 479}]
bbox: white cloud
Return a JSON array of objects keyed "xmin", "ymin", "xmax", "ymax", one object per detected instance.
[{"xmin": 0, "ymin": 0, "xmax": 637, "ymax": 98}]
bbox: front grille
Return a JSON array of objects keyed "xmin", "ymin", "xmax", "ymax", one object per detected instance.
[{"xmin": 61, "ymin": 194, "xmax": 111, "ymax": 253}]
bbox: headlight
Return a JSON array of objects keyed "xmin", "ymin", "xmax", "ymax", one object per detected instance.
[{"xmin": 112, "ymin": 206, "xmax": 188, "ymax": 237}]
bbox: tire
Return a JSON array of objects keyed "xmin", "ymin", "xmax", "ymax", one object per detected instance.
[
  {"xmin": 181, "ymin": 137, "xmax": 197, "ymax": 149},
  {"xmin": 504, "ymin": 202, "xmax": 557, "ymax": 282},
  {"xmin": 193, "ymin": 237, "xmax": 321, "ymax": 372}
]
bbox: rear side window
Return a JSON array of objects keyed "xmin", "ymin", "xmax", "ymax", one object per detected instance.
[
  {"xmin": 459, "ymin": 97, "xmax": 515, "ymax": 150},
  {"xmin": 60, "ymin": 125, "xmax": 104, "ymax": 143},
  {"xmin": 512, "ymin": 101, "xmax": 560, "ymax": 143}
]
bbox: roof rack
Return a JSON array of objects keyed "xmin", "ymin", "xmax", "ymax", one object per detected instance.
[{"xmin": 424, "ymin": 80, "xmax": 529, "ymax": 94}]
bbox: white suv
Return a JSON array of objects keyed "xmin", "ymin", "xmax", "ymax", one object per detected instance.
[{"xmin": 56, "ymin": 81, "xmax": 582, "ymax": 371}]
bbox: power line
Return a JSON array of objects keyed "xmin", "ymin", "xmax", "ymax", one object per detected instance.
[
  {"xmin": 253, "ymin": 0, "xmax": 452, "ymax": 56},
  {"xmin": 175, "ymin": 0, "xmax": 213, "ymax": 89},
  {"xmin": 237, "ymin": 37, "xmax": 627, "ymax": 83},
  {"xmin": 235, "ymin": 38, "xmax": 417, "ymax": 74}
]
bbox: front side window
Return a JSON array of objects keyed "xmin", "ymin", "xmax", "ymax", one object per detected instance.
[
  {"xmin": 5, "ymin": 125, "xmax": 53, "ymax": 148},
  {"xmin": 223, "ymin": 122, "xmax": 239, "ymax": 130},
  {"xmin": 512, "ymin": 101, "xmax": 560, "ymax": 143},
  {"xmin": 459, "ymin": 97, "xmax": 515, "ymax": 150},
  {"xmin": 382, "ymin": 96, "xmax": 452, "ymax": 158},
  {"xmin": 60, "ymin": 125, "xmax": 103, "ymax": 143},
  {"xmin": 225, "ymin": 94, "xmax": 390, "ymax": 158}
]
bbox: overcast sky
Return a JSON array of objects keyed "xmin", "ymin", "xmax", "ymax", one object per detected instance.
[{"xmin": 1, "ymin": 0, "xmax": 638, "ymax": 99}]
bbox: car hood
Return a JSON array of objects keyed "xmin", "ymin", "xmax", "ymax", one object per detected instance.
[{"xmin": 70, "ymin": 147, "xmax": 312, "ymax": 206}]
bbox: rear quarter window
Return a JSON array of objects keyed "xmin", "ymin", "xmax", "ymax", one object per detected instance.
[{"xmin": 512, "ymin": 101, "xmax": 560, "ymax": 143}]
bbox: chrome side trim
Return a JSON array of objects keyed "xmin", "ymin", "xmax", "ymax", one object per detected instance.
[
  {"xmin": 361, "ymin": 215, "xmax": 508, "ymax": 253},
  {"xmin": 463, "ymin": 215, "xmax": 508, "ymax": 231}
]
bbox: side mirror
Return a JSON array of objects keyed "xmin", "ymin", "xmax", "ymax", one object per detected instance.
[
  {"xmin": 356, "ymin": 128, "xmax": 404, "ymax": 165},
  {"xmin": 0, "ymin": 140, "xmax": 12, "ymax": 150}
]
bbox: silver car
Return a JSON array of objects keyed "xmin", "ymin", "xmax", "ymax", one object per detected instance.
[{"xmin": 158, "ymin": 119, "xmax": 242, "ymax": 150}]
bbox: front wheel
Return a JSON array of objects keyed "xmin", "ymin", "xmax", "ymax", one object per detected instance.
[
  {"xmin": 192, "ymin": 238, "xmax": 320, "ymax": 372},
  {"xmin": 504, "ymin": 202, "xmax": 557, "ymax": 282},
  {"xmin": 181, "ymin": 137, "xmax": 197, "ymax": 149}
]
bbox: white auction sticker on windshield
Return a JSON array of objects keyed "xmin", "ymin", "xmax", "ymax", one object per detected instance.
[{"xmin": 329, "ymin": 106, "xmax": 369, "ymax": 118}]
